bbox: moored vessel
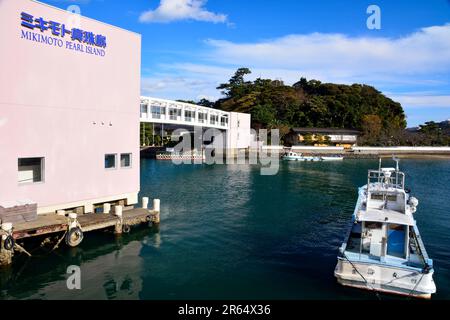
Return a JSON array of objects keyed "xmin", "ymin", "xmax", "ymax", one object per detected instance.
[
  {"xmin": 320, "ymin": 155, "xmax": 344, "ymax": 161},
  {"xmin": 282, "ymin": 152, "xmax": 321, "ymax": 162},
  {"xmin": 335, "ymin": 158, "xmax": 436, "ymax": 299}
]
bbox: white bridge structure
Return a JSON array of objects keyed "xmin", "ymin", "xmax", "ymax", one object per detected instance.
[{"xmin": 140, "ymin": 96, "xmax": 252, "ymax": 153}]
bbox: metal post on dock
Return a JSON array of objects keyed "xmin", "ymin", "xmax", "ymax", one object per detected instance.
[
  {"xmin": 153, "ymin": 199, "xmax": 161, "ymax": 224},
  {"xmin": 114, "ymin": 205, "xmax": 123, "ymax": 234},
  {"xmin": 142, "ymin": 197, "xmax": 149, "ymax": 209},
  {"xmin": 68, "ymin": 213, "xmax": 78, "ymax": 229},
  {"xmin": 104, "ymin": 203, "xmax": 111, "ymax": 214}
]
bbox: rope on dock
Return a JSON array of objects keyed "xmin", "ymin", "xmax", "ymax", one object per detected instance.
[
  {"xmin": 50, "ymin": 230, "xmax": 68, "ymax": 253},
  {"xmin": 14, "ymin": 243, "xmax": 32, "ymax": 257}
]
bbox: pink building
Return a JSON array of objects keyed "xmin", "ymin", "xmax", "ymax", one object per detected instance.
[{"xmin": 0, "ymin": 0, "xmax": 141, "ymax": 216}]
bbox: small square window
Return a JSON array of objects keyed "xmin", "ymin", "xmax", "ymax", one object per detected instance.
[
  {"xmin": 18, "ymin": 157, "xmax": 44, "ymax": 184},
  {"xmin": 105, "ymin": 154, "xmax": 116, "ymax": 169},
  {"xmin": 120, "ymin": 153, "xmax": 132, "ymax": 168}
]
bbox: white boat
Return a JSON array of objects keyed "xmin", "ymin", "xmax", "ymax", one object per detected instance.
[
  {"xmin": 335, "ymin": 158, "xmax": 436, "ymax": 299},
  {"xmin": 320, "ymin": 156, "xmax": 344, "ymax": 161},
  {"xmin": 282, "ymin": 152, "xmax": 321, "ymax": 162}
]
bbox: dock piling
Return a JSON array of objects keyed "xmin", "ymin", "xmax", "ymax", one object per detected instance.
[
  {"xmin": 68, "ymin": 213, "xmax": 78, "ymax": 229},
  {"xmin": 142, "ymin": 197, "xmax": 149, "ymax": 209},
  {"xmin": 103, "ymin": 203, "xmax": 111, "ymax": 214},
  {"xmin": 114, "ymin": 206, "xmax": 123, "ymax": 234},
  {"xmin": 152, "ymin": 199, "xmax": 161, "ymax": 224}
]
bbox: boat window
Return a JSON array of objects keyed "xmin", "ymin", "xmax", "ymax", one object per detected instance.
[
  {"xmin": 371, "ymin": 194, "xmax": 397, "ymax": 201},
  {"xmin": 387, "ymin": 195, "xmax": 397, "ymax": 201},
  {"xmin": 371, "ymin": 194, "xmax": 383, "ymax": 200},
  {"xmin": 365, "ymin": 222, "xmax": 383, "ymax": 229}
]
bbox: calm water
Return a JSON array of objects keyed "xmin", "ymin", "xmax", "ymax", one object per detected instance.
[{"xmin": 1, "ymin": 159, "xmax": 450, "ymax": 300}]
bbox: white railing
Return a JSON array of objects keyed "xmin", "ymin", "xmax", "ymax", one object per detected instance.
[
  {"xmin": 367, "ymin": 169, "xmax": 405, "ymax": 190},
  {"xmin": 140, "ymin": 96, "xmax": 230, "ymax": 129}
]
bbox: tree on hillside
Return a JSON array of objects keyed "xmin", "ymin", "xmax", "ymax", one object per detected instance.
[
  {"xmin": 418, "ymin": 121, "xmax": 449, "ymax": 145},
  {"xmin": 176, "ymin": 99, "xmax": 197, "ymax": 105},
  {"xmin": 209, "ymin": 68, "xmax": 411, "ymax": 145},
  {"xmin": 360, "ymin": 115, "xmax": 382, "ymax": 145},
  {"xmin": 419, "ymin": 121, "xmax": 441, "ymax": 135},
  {"xmin": 198, "ymin": 98, "xmax": 216, "ymax": 109},
  {"xmin": 217, "ymin": 68, "xmax": 252, "ymax": 98}
]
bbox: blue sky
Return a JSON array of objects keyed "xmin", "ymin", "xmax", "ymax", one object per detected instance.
[{"xmin": 42, "ymin": 0, "xmax": 450, "ymax": 127}]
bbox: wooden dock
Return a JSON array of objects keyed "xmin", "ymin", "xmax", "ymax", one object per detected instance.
[{"xmin": 0, "ymin": 206, "xmax": 160, "ymax": 267}]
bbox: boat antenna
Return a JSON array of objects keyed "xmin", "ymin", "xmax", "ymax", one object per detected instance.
[
  {"xmin": 392, "ymin": 155, "xmax": 400, "ymax": 172},
  {"xmin": 376, "ymin": 158, "xmax": 382, "ymax": 184},
  {"xmin": 393, "ymin": 155, "xmax": 400, "ymax": 188}
]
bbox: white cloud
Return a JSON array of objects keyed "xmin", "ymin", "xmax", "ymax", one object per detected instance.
[
  {"xmin": 390, "ymin": 94, "xmax": 450, "ymax": 108},
  {"xmin": 141, "ymin": 73, "xmax": 222, "ymax": 101},
  {"xmin": 143, "ymin": 24, "xmax": 450, "ymax": 113},
  {"xmin": 204, "ymin": 24, "xmax": 450, "ymax": 77},
  {"xmin": 139, "ymin": 0, "xmax": 227, "ymax": 23}
]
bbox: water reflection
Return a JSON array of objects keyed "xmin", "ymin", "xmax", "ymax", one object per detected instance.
[
  {"xmin": 1, "ymin": 159, "xmax": 450, "ymax": 300},
  {"xmin": 1, "ymin": 227, "xmax": 159, "ymax": 300}
]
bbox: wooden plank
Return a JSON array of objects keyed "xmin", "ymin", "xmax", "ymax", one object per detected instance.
[
  {"xmin": 6, "ymin": 208, "xmax": 155, "ymax": 240},
  {"xmin": 13, "ymin": 214, "xmax": 67, "ymax": 231},
  {"xmin": 13, "ymin": 224, "xmax": 67, "ymax": 239}
]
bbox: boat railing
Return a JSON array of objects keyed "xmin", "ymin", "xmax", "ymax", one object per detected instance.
[
  {"xmin": 367, "ymin": 169, "xmax": 405, "ymax": 191},
  {"xmin": 411, "ymin": 225, "xmax": 433, "ymax": 269}
]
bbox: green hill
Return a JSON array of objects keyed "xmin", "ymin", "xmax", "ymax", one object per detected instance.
[{"xmin": 214, "ymin": 68, "xmax": 406, "ymax": 135}]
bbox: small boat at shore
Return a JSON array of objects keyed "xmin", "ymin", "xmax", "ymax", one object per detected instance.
[
  {"xmin": 320, "ymin": 156, "xmax": 344, "ymax": 161},
  {"xmin": 282, "ymin": 152, "xmax": 321, "ymax": 162},
  {"xmin": 282, "ymin": 152, "xmax": 344, "ymax": 162},
  {"xmin": 335, "ymin": 158, "xmax": 436, "ymax": 299}
]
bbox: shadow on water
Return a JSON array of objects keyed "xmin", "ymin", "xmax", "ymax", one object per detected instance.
[{"xmin": 0, "ymin": 225, "xmax": 160, "ymax": 300}]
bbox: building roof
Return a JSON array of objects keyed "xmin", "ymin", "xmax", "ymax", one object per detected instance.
[{"xmin": 291, "ymin": 128, "xmax": 360, "ymax": 135}]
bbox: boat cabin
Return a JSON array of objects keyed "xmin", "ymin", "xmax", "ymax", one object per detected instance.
[{"xmin": 342, "ymin": 166, "xmax": 430, "ymax": 269}]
